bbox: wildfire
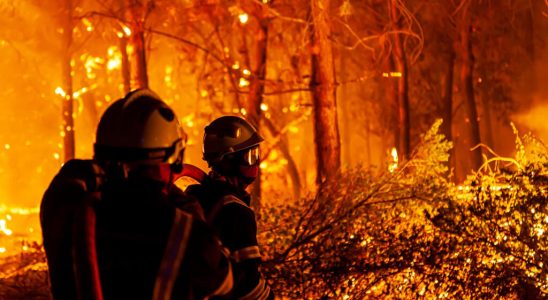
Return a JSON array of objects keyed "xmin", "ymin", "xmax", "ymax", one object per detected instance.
[{"xmin": 388, "ymin": 147, "xmax": 398, "ymax": 173}]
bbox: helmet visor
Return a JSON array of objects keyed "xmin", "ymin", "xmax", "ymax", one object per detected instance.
[{"xmin": 240, "ymin": 147, "xmax": 260, "ymax": 166}]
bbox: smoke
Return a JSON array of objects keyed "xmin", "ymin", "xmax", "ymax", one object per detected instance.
[
  {"xmin": 514, "ymin": 103, "xmax": 548, "ymax": 144},
  {"xmin": 511, "ymin": 21, "xmax": 548, "ymax": 145}
]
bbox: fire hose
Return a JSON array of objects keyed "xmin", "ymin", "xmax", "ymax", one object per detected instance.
[{"xmin": 173, "ymin": 163, "xmax": 207, "ymax": 183}]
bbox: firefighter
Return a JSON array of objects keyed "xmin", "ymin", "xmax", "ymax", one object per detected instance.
[
  {"xmin": 186, "ymin": 116, "xmax": 273, "ymax": 300},
  {"xmin": 41, "ymin": 89, "xmax": 232, "ymax": 300}
]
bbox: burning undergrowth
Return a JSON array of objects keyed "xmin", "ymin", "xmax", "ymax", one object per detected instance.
[{"xmin": 258, "ymin": 120, "xmax": 548, "ymax": 298}]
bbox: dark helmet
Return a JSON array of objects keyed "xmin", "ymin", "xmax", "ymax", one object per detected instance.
[
  {"xmin": 202, "ymin": 116, "xmax": 263, "ymax": 165},
  {"xmin": 94, "ymin": 88, "xmax": 186, "ymax": 167}
]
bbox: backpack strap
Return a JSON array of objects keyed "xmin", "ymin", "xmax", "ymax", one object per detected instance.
[
  {"xmin": 153, "ymin": 209, "xmax": 193, "ymax": 300},
  {"xmin": 72, "ymin": 191, "xmax": 104, "ymax": 300}
]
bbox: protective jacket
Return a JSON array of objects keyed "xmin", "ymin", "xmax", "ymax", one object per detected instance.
[
  {"xmin": 186, "ymin": 175, "xmax": 273, "ymax": 300},
  {"xmin": 41, "ymin": 159, "xmax": 232, "ymax": 300}
]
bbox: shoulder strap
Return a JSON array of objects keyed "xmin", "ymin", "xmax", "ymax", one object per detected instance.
[
  {"xmin": 72, "ymin": 191, "xmax": 104, "ymax": 300},
  {"xmin": 153, "ymin": 209, "xmax": 193, "ymax": 300}
]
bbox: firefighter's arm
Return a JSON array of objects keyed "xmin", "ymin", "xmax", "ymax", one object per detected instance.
[
  {"xmin": 216, "ymin": 204, "xmax": 273, "ymax": 299},
  {"xmin": 184, "ymin": 219, "xmax": 233, "ymax": 298}
]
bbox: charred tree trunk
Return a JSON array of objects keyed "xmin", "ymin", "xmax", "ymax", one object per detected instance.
[
  {"xmin": 384, "ymin": 55, "xmax": 399, "ymax": 156},
  {"xmin": 480, "ymin": 88, "xmax": 494, "ymax": 149},
  {"xmin": 389, "ymin": 0, "xmax": 410, "ymax": 160},
  {"xmin": 246, "ymin": 1, "xmax": 270, "ymax": 207},
  {"xmin": 125, "ymin": 0, "xmax": 148, "ymax": 89},
  {"xmin": 62, "ymin": 0, "xmax": 75, "ymax": 162},
  {"xmin": 458, "ymin": 3, "xmax": 482, "ymax": 170},
  {"xmin": 309, "ymin": 0, "xmax": 341, "ymax": 184}
]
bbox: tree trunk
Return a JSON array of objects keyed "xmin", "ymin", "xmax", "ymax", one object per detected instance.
[
  {"xmin": 120, "ymin": 36, "xmax": 131, "ymax": 94},
  {"xmin": 458, "ymin": 4, "xmax": 482, "ymax": 170},
  {"xmin": 125, "ymin": 0, "xmax": 148, "ymax": 89},
  {"xmin": 246, "ymin": 1, "xmax": 269, "ymax": 207},
  {"xmin": 389, "ymin": 0, "xmax": 410, "ymax": 160},
  {"xmin": 338, "ymin": 51, "xmax": 352, "ymax": 167},
  {"xmin": 442, "ymin": 49, "xmax": 455, "ymax": 172},
  {"xmin": 310, "ymin": 0, "xmax": 341, "ymax": 184},
  {"xmin": 62, "ymin": 0, "xmax": 75, "ymax": 162},
  {"xmin": 263, "ymin": 117, "xmax": 302, "ymax": 200},
  {"xmin": 480, "ymin": 87, "xmax": 494, "ymax": 149}
]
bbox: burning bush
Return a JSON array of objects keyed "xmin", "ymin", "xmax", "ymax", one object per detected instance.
[{"xmin": 0, "ymin": 242, "xmax": 49, "ymax": 300}]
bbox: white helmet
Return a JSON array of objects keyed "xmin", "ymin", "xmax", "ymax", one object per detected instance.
[{"xmin": 94, "ymin": 89, "xmax": 186, "ymax": 166}]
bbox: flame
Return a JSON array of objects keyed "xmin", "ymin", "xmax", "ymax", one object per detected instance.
[
  {"xmin": 238, "ymin": 13, "xmax": 249, "ymax": 24},
  {"xmin": 382, "ymin": 72, "xmax": 403, "ymax": 78},
  {"xmin": 239, "ymin": 77, "xmax": 250, "ymax": 87},
  {"xmin": 0, "ymin": 219, "xmax": 12, "ymax": 236},
  {"xmin": 107, "ymin": 46, "xmax": 122, "ymax": 71},
  {"xmin": 82, "ymin": 18, "xmax": 93, "ymax": 32},
  {"xmin": 0, "ymin": 205, "xmax": 40, "ymax": 215},
  {"xmin": 260, "ymin": 103, "xmax": 269, "ymax": 111},
  {"xmin": 121, "ymin": 24, "xmax": 132, "ymax": 37},
  {"xmin": 388, "ymin": 147, "xmax": 398, "ymax": 173},
  {"xmin": 55, "ymin": 86, "xmax": 66, "ymax": 97}
]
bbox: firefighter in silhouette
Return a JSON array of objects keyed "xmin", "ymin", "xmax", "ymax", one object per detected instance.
[
  {"xmin": 41, "ymin": 89, "xmax": 232, "ymax": 300},
  {"xmin": 186, "ymin": 116, "xmax": 273, "ymax": 299}
]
